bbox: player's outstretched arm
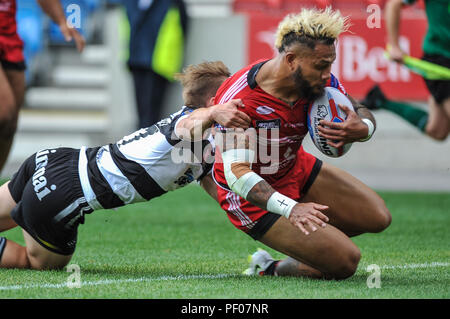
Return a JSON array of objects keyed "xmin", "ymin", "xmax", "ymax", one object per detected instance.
[
  {"xmin": 175, "ymin": 99, "xmax": 251, "ymax": 141},
  {"xmin": 37, "ymin": 0, "xmax": 85, "ymax": 52},
  {"xmin": 318, "ymin": 94, "xmax": 376, "ymax": 148},
  {"xmin": 385, "ymin": 0, "xmax": 407, "ymax": 63},
  {"xmin": 218, "ymin": 129, "xmax": 329, "ymax": 235}
]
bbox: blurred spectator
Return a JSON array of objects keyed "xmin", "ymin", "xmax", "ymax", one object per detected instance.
[
  {"xmin": 120, "ymin": 0, "xmax": 188, "ymax": 129},
  {"xmin": 0, "ymin": 0, "xmax": 84, "ymax": 174}
]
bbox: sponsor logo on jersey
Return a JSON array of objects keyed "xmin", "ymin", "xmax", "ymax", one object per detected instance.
[
  {"xmin": 33, "ymin": 149, "xmax": 57, "ymax": 201},
  {"xmin": 255, "ymin": 119, "xmax": 281, "ymax": 129},
  {"xmin": 256, "ymin": 105, "xmax": 275, "ymax": 115}
]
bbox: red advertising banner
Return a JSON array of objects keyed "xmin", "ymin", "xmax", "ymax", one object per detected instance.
[{"xmin": 247, "ymin": 13, "xmax": 429, "ymax": 100}]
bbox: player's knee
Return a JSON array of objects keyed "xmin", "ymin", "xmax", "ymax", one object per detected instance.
[
  {"xmin": 376, "ymin": 204, "xmax": 391, "ymax": 232},
  {"xmin": 427, "ymin": 128, "xmax": 448, "ymax": 141},
  {"xmin": 425, "ymin": 122, "xmax": 449, "ymax": 141},
  {"xmin": 333, "ymin": 247, "xmax": 361, "ymax": 280},
  {"xmin": 368, "ymin": 199, "xmax": 392, "ymax": 233}
]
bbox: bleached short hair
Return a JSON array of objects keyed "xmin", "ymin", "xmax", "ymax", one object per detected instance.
[{"xmin": 275, "ymin": 7, "xmax": 350, "ymax": 52}]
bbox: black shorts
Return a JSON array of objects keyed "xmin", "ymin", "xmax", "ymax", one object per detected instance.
[
  {"xmin": 422, "ymin": 54, "xmax": 450, "ymax": 104},
  {"xmin": 0, "ymin": 59, "xmax": 26, "ymax": 71},
  {"xmin": 8, "ymin": 148, "xmax": 92, "ymax": 255}
]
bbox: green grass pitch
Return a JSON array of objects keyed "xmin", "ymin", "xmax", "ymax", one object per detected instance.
[{"xmin": 0, "ymin": 184, "xmax": 448, "ymax": 299}]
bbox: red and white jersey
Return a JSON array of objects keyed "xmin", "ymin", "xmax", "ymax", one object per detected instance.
[
  {"xmin": 213, "ymin": 59, "xmax": 346, "ymax": 187},
  {"xmin": 0, "ymin": 0, "xmax": 17, "ymax": 36}
]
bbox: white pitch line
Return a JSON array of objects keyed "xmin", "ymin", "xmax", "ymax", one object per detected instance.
[
  {"xmin": 379, "ymin": 261, "xmax": 450, "ymax": 270},
  {"xmin": 0, "ymin": 262, "xmax": 448, "ymax": 291},
  {"xmin": 0, "ymin": 273, "xmax": 235, "ymax": 291}
]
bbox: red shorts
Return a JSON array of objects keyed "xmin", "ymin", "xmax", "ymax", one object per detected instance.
[
  {"xmin": 0, "ymin": 33, "xmax": 26, "ymax": 70},
  {"xmin": 214, "ymin": 149, "xmax": 322, "ymax": 239}
]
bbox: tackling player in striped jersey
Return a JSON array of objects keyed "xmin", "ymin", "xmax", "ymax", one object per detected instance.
[{"xmin": 0, "ymin": 61, "xmax": 251, "ymax": 270}]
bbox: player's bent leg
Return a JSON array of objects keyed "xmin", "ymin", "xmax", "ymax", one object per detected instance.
[
  {"xmin": 0, "ymin": 66, "xmax": 16, "ymax": 124},
  {"xmin": 0, "ymin": 233, "xmax": 72, "ymax": 270},
  {"xmin": 259, "ymin": 216, "xmax": 361, "ymax": 280},
  {"xmin": 0, "ymin": 67, "xmax": 24, "ymax": 171},
  {"xmin": 0, "ymin": 238, "xmax": 30, "ymax": 268},
  {"xmin": 301, "ymin": 162, "xmax": 391, "ymax": 236},
  {"xmin": 0, "ymin": 181, "xmax": 18, "ymax": 232},
  {"xmin": 424, "ymin": 96, "xmax": 450, "ymax": 141},
  {"xmin": 22, "ymin": 230, "xmax": 72, "ymax": 270},
  {"xmin": 4, "ymin": 68, "xmax": 26, "ymax": 108}
]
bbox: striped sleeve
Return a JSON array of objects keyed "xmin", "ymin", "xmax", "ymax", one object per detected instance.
[{"xmin": 172, "ymin": 106, "xmax": 195, "ymax": 140}]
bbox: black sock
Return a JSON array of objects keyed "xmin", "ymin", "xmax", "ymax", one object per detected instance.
[
  {"xmin": 264, "ymin": 260, "xmax": 280, "ymax": 276},
  {"xmin": 0, "ymin": 237, "xmax": 7, "ymax": 262}
]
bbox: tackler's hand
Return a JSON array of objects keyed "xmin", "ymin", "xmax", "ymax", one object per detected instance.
[{"xmin": 212, "ymin": 99, "xmax": 251, "ymax": 129}]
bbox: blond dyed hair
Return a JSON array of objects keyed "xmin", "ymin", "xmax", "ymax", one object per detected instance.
[
  {"xmin": 174, "ymin": 61, "xmax": 231, "ymax": 108},
  {"xmin": 275, "ymin": 7, "xmax": 350, "ymax": 52}
]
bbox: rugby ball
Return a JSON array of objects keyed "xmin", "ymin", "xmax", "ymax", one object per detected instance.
[{"xmin": 307, "ymin": 87, "xmax": 354, "ymax": 158}]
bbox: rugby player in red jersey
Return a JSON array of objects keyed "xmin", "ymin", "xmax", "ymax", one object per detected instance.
[
  {"xmin": 209, "ymin": 8, "xmax": 391, "ymax": 279},
  {"xmin": 0, "ymin": 0, "xmax": 85, "ymax": 173}
]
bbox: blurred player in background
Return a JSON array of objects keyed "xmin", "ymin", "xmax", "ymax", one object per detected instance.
[
  {"xmin": 363, "ymin": 0, "xmax": 450, "ymax": 141},
  {"xmin": 0, "ymin": 61, "xmax": 250, "ymax": 270},
  {"xmin": 210, "ymin": 7, "xmax": 391, "ymax": 280},
  {"xmin": 0, "ymin": 0, "xmax": 85, "ymax": 174}
]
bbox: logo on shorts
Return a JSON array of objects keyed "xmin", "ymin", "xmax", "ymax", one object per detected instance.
[{"xmin": 33, "ymin": 149, "xmax": 57, "ymax": 201}]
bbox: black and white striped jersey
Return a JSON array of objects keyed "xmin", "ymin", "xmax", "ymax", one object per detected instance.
[{"xmin": 78, "ymin": 106, "xmax": 214, "ymax": 211}]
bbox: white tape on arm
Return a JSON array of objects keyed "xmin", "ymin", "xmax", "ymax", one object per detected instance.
[
  {"xmin": 231, "ymin": 171, "xmax": 264, "ymax": 199},
  {"xmin": 222, "ymin": 149, "xmax": 262, "ymax": 198},
  {"xmin": 267, "ymin": 192, "xmax": 297, "ymax": 218}
]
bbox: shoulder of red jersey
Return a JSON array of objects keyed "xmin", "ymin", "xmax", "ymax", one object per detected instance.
[
  {"xmin": 214, "ymin": 59, "xmax": 268, "ymax": 105},
  {"xmin": 327, "ymin": 73, "xmax": 347, "ymax": 96}
]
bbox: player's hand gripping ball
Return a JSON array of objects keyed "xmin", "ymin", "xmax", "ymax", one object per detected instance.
[{"xmin": 307, "ymin": 87, "xmax": 354, "ymax": 157}]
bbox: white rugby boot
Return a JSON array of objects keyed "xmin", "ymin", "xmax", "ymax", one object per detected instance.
[{"xmin": 242, "ymin": 248, "xmax": 275, "ymax": 276}]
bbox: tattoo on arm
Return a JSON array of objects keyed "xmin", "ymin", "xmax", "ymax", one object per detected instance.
[
  {"xmin": 245, "ymin": 180, "xmax": 276, "ymax": 210},
  {"xmin": 219, "ymin": 128, "xmax": 275, "ymax": 210}
]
